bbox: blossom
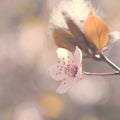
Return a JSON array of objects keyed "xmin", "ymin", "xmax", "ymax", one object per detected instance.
[
  {"xmin": 49, "ymin": 0, "xmax": 90, "ymax": 29},
  {"xmin": 49, "ymin": 47, "xmax": 83, "ymax": 94}
]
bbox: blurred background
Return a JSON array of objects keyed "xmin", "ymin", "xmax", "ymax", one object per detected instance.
[{"xmin": 0, "ymin": 0, "xmax": 120, "ymax": 120}]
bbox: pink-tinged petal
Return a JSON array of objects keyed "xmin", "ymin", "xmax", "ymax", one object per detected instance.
[
  {"xmin": 48, "ymin": 64, "xmax": 67, "ymax": 81},
  {"xmin": 75, "ymin": 66, "xmax": 83, "ymax": 81},
  {"xmin": 74, "ymin": 46, "xmax": 82, "ymax": 66},
  {"xmin": 57, "ymin": 48, "xmax": 73, "ymax": 62},
  {"xmin": 56, "ymin": 77, "xmax": 74, "ymax": 94},
  {"xmin": 100, "ymin": 46, "xmax": 108, "ymax": 53}
]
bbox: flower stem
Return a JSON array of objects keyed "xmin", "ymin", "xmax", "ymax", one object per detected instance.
[
  {"xmin": 100, "ymin": 54, "xmax": 120, "ymax": 73},
  {"xmin": 84, "ymin": 71, "xmax": 119, "ymax": 76}
]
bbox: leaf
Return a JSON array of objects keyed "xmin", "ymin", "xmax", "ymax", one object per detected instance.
[
  {"xmin": 62, "ymin": 11, "xmax": 84, "ymax": 39},
  {"xmin": 52, "ymin": 27, "xmax": 92, "ymax": 58},
  {"xmin": 60, "ymin": 12, "xmax": 93, "ymax": 55},
  {"xmin": 84, "ymin": 9, "xmax": 110, "ymax": 50},
  {"xmin": 52, "ymin": 26, "xmax": 90, "ymax": 56},
  {"xmin": 52, "ymin": 27, "xmax": 77, "ymax": 51}
]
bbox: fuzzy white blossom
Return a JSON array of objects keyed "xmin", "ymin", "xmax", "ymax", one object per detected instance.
[{"xmin": 49, "ymin": 0, "xmax": 91, "ymax": 30}]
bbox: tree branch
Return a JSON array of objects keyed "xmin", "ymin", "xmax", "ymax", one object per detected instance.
[
  {"xmin": 84, "ymin": 71, "xmax": 119, "ymax": 76},
  {"xmin": 100, "ymin": 54, "xmax": 120, "ymax": 73}
]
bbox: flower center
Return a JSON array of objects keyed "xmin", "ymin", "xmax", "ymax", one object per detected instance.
[
  {"xmin": 68, "ymin": 66, "xmax": 78, "ymax": 77},
  {"xmin": 56, "ymin": 58, "xmax": 78, "ymax": 78}
]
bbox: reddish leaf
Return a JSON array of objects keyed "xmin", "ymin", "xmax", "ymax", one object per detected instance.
[{"xmin": 52, "ymin": 27, "xmax": 77, "ymax": 51}]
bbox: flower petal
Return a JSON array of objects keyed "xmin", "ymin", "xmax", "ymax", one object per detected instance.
[
  {"xmin": 57, "ymin": 48, "xmax": 73, "ymax": 62},
  {"xmin": 74, "ymin": 46, "xmax": 82, "ymax": 66},
  {"xmin": 100, "ymin": 46, "xmax": 108, "ymax": 53},
  {"xmin": 49, "ymin": 63, "xmax": 67, "ymax": 81},
  {"xmin": 56, "ymin": 77, "xmax": 74, "ymax": 94},
  {"xmin": 76, "ymin": 66, "xmax": 83, "ymax": 81}
]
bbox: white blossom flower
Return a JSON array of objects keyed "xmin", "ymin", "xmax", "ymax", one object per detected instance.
[
  {"xmin": 49, "ymin": 47, "xmax": 83, "ymax": 94},
  {"xmin": 49, "ymin": 0, "xmax": 91, "ymax": 30}
]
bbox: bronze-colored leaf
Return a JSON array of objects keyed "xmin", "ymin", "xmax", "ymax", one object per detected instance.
[
  {"xmin": 52, "ymin": 27, "xmax": 77, "ymax": 51},
  {"xmin": 62, "ymin": 12, "xmax": 94, "ymax": 55},
  {"xmin": 84, "ymin": 9, "xmax": 110, "ymax": 50}
]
